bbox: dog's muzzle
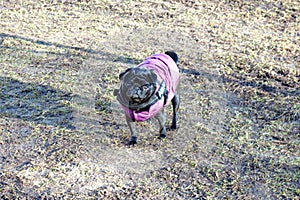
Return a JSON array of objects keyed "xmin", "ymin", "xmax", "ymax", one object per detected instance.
[{"xmin": 116, "ymin": 81, "xmax": 168, "ymax": 111}]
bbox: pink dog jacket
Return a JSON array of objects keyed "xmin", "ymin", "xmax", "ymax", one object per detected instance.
[{"xmin": 121, "ymin": 53, "xmax": 180, "ymax": 122}]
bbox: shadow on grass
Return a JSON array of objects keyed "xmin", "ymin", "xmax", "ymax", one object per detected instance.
[
  {"xmin": 0, "ymin": 33, "xmax": 142, "ymax": 65},
  {"xmin": 0, "ymin": 76, "xmax": 75, "ymax": 129},
  {"xmin": 0, "ymin": 33, "xmax": 205, "ymax": 73}
]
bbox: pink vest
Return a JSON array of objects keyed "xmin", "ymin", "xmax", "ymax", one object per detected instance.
[{"xmin": 121, "ymin": 53, "xmax": 180, "ymax": 122}]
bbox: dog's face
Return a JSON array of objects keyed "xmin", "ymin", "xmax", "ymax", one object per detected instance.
[{"xmin": 118, "ymin": 68, "xmax": 157, "ymax": 107}]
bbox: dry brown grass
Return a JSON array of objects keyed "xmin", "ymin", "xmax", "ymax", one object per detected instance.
[{"xmin": 0, "ymin": 0, "xmax": 299, "ymax": 199}]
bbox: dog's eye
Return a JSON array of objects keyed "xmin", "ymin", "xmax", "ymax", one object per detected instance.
[{"xmin": 142, "ymin": 85, "xmax": 148, "ymax": 90}]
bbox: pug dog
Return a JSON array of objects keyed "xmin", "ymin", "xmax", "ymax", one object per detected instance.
[{"xmin": 114, "ymin": 51, "xmax": 180, "ymax": 145}]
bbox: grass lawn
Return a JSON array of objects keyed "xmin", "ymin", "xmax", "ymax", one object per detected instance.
[{"xmin": 0, "ymin": 0, "xmax": 299, "ymax": 199}]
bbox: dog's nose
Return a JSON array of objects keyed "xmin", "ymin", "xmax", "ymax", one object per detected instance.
[{"xmin": 131, "ymin": 88, "xmax": 141, "ymax": 99}]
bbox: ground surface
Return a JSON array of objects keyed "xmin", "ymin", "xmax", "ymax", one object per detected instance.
[{"xmin": 0, "ymin": 0, "xmax": 299, "ymax": 199}]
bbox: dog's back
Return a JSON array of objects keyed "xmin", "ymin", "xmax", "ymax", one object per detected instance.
[{"xmin": 137, "ymin": 52, "xmax": 180, "ymax": 106}]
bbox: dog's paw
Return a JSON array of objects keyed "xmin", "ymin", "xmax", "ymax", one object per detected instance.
[
  {"xmin": 128, "ymin": 140, "xmax": 137, "ymax": 146},
  {"xmin": 159, "ymin": 128, "xmax": 167, "ymax": 139},
  {"xmin": 128, "ymin": 136, "xmax": 137, "ymax": 146},
  {"xmin": 170, "ymin": 124, "xmax": 178, "ymax": 130}
]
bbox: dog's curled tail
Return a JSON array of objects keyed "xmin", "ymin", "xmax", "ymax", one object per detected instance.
[
  {"xmin": 165, "ymin": 51, "xmax": 201, "ymax": 76},
  {"xmin": 165, "ymin": 51, "xmax": 178, "ymax": 65}
]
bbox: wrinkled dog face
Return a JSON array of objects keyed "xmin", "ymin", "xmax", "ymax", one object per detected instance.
[{"xmin": 119, "ymin": 68, "xmax": 157, "ymax": 106}]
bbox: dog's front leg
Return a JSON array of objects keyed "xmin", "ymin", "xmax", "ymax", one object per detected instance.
[
  {"xmin": 155, "ymin": 108, "xmax": 167, "ymax": 138},
  {"xmin": 126, "ymin": 115, "xmax": 138, "ymax": 145}
]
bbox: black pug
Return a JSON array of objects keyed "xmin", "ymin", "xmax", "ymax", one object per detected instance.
[{"xmin": 114, "ymin": 51, "xmax": 180, "ymax": 145}]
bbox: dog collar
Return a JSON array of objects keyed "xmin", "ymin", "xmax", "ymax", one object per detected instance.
[{"xmin": 117, "ymin": 81, "xmax": 168, "ymax": 111}]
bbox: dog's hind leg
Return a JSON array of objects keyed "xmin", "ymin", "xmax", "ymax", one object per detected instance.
[
  {"xmin": 155, "ymin": 109, "xmax": 167, "ymax": 138},
  {"xmin": 126, "ymin": 116, "xmax": 138, "ymax": 145},
  {"xmin": 171, "ymin": 94, "xmax": 180, "ymax": 130}
]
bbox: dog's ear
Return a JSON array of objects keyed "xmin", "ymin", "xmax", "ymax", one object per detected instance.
[
  {"xmin": 113, "ymin": 89, "xmax": 119, "ymax": 96},
  {"xmin": 146, "ymin": 69, "xmax": 158, "ymax": 83},
  {"xmin": 119, "ymin": 68, "xmax": 133, "ymax": 80}
]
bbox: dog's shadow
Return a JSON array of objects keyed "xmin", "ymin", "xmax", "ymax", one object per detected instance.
[{"xmin": 0, "ymin": 76, "xmax": 74, "ymax": 129}]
